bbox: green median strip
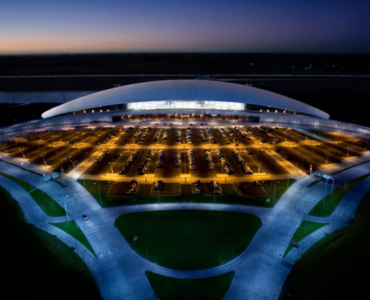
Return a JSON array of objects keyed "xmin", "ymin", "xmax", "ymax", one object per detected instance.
[
  {"xmin": 309, "ymin": 172, "xmax": 370, "ymax": 217},
  {"xmin": 146, "ymin": 271, "xmax": 235, "ymax": 300},
  {"xmin": 0, "ymin": 171, "xmax": 65, "ymax": 217},
  {"xmin": 284, "ymin": 221, "xmax": 328, "ymax": 257},
  {"xmin": 50, "ymin": 220, "xmax": 95, "ymax": 256}
]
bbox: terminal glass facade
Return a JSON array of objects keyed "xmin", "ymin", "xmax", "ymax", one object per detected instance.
[{"xmin": 127, "ymin": 101, "xmax": 245, "ymax": 111}]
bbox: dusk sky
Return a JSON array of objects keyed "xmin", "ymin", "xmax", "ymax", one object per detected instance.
[{"xmin": 1, "ymin": 0, "xmax": 370, "ymax": 54}]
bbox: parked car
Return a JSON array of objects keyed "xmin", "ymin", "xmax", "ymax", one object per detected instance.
[
  {"xmin": 154, "ymin": 180, "xmax": 164, "ymax": 190},
  {"xmin": 238, "ymin": 184, "xmax": 249, "ymax": 194},
  {"xmin": 192, "ymin": 189, "xmax": 201, "ymax": 195}
]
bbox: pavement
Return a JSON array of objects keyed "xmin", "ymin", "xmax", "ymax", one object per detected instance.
[{"xmin": 1, "ymin": 152, "xmax": 370, "ymax": 300}]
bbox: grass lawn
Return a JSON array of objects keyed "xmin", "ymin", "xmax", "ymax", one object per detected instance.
[
  {"xmin": 115, "ymin": 210, "xmax": 261, "ymax": 270},
  {"xmin": 0, "ymin": 171, "xmax": 65, "ymax": 217},
  {"xmin": 284, "ymin": 221, "xmax": 328, "ymax": 257},
  {"xmin": 281, "ymin": 187, "xmax": 370, "ymax": 300},
  {"xmin": 78, "ymin": 179, "xmax": 294, "ymax": 208},
  {"xmin": 309, "ymin": 172, "xmax": 370, "ymax": 217},
  {"xmin": 0, "ymin": 186, "xmax": 102, "ymax": 300},
  {"xmin": 50, "ymin": 220, "xmax": 95, "ymax": 255},
  {"xmin": 146, "ymin": 271, "xmax": 234, "ymax": 300}
]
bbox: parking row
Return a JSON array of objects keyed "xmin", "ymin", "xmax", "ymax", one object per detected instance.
[
  {"xmin": 175, "ymin": 130, "xmax": 182, "ymax": 145},
  {"xmin": 139, "ymin": 150, "xmax": 154, "ymax": 174},
  {"xmin": 188, "ymin": 149, "xmax": 196, "ymax": 170},
  {"xmin": 234, "ymin": 126, "xmax": 249, "ymax": 138},
  {"xmin": 119, "ymin": 150, "xmax": 139, "ymax": 175},
  {"xmin": 204, "ymin": 149, "xmax": 215, "ymax": 170},
  {"xmin": 225, "ymin": 127, "xmax": 238, "ymax": 144},
  {"xmin": 216, "ymin": 127, "xmax": 228, "ymax": 138},
  {"xmin": 157, "ymin": 150, "xmax": 165, "ymax": 168},
  {"xmin": 107, "ymin": 150, "xmax": 124, "ymax": 167},
  {"xmin": 185, "ymin": 128, "xmax": 193, "ymax": 145},
  {"xmin": 232, "ymin": 149, "xmax": 253, "ymax": 174},
  {"xmin": 192, "ymin": 180, "xmax": 221, "ymax": 195},
  {"xmin": 205, "ymin": 128, "xmax": 217, "ymax": 144},
  {"xmin": 126, "ymin": 179, "xmax": 138, "ymax": 195},
  {"xmin": 174, "ymin": 151, "xmax": 181, "ymax": 168},
  {"xmin": 153, "ymin": 128, "xmax": 163, "ymax": 142},
  {"xmin": 215, "ymin": 149, "xmax": 234, "ymax": 174},
  {"xmin": 162, "ymin": 129, "xmax": 170, "ymax": 140},
  {"xmin": 198, "ymin": 130, "xmax": 206, "ymax": 142},
  {"xmin": 96, "ymin": 150, "xmax": 109, "ymax": 163}
]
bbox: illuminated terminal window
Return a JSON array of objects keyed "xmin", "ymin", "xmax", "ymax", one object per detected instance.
[{"xmin": 127, "ymin": 101, "xmax": 245, "ymax": 111}]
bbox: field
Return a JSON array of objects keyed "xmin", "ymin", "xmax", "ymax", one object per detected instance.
[{"xmin": 115, "ymin": 210, "xmax": 261, "ymax": 270}]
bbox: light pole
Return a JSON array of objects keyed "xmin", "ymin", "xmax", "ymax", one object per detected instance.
[
  {"xmin": 331, "ymin": 177, "xmax": 335, "ymax": 193},
  {"xmin": 94, "ymin": 182, "xmax": 102, "ymax": 206},
  {"xmin": 41, "ymin": 154, "xmax": 47, "ymax": 166},
  {"xmin": 65, "ymin": 195, "xmax": 69, "ymax": 222},
  {"xmin": 71, "ymin": 193, "xmax": 77, "ymax": 220},
  {"xmin": 296, "ymin": 160, "xmax": 299, "ymax": 176},
  {"xmin": 70, "ymin": 160, "xmax": 76, "ymax": 175},
  {"xmin": 20, "ymin": 147, "xmax": 25, "ymax": 159},
  {"xmin": 301, "ymin": 156, "xmax": 306, "ymax": 171},
  {"xmin": 301, "ymin": 195, "xmax": 306, "ymax": 220},
  {"xmin": 213, "ymin": 181, "xmax": 215, "ymax": 203}
]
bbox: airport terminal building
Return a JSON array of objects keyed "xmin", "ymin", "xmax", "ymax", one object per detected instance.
[
  {"xmin": 2, "ymin": 79, "xmax": 370, "ymax": 138},
  {"xmin": 41, "ymin": 79, "xmax": 329, "ymax": 120}
]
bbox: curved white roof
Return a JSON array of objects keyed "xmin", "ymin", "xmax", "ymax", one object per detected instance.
[{"xmin": 42, "ymin": 80, "xmax": 329, "ymax": 119}]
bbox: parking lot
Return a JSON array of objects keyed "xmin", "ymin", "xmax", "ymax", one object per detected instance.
[{"xmin": 1, "ymin": 125, "xmax": 369, "ymax": 182}]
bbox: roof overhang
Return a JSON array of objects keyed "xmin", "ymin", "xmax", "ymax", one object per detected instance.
[{"xmin": 42, "ymin": 80, "xmax": 330, "ymax": 119}]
